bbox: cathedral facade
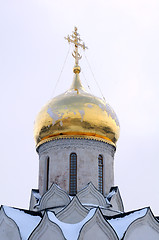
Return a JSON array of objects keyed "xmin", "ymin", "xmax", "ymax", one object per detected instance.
[{"xmin": 0, "ymin": 27, "xmax": 159, "ymax": 240}]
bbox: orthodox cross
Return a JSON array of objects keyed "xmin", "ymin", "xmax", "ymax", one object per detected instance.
[{"xmin": 65, "ymin": 27, "xmax": 87, "ymax": 71}]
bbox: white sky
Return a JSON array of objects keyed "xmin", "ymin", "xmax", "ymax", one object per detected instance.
[{"xmin": 0, "ymin": 0, "xmax": 159, "ymax": 215}]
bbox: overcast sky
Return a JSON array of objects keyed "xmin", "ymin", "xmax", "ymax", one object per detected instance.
[{"xmin": 0, "ymin": 0, "xmax": 159, "ymax": 215}]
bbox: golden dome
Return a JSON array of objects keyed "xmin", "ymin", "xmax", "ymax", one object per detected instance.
[
  {"xmin": 34, "ymin": 73, "xmax": 120, "ymax": 148},
  {"xmin": 34, "ymin": 27, "xmax": 120, "ymax": 149}
]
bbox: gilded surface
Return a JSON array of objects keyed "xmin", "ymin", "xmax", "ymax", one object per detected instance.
[
  {"xmin": 34, "ymin": 75, "xmax": 120, "ymax": 148},
  {"xmin": 34, "ymin": 27, "xmax": 120, "ymax": 148}
]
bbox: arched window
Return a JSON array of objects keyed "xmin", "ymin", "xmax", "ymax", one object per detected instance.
[
  {"xmin": 45, "ymin": 156, "xmax": 50, "ymax": 191},
  {"xmin": 98, "ymin": 154, "xmax": 103, "ymax": 194},
  {"xmin": 69, "ymin": 153, "xmax": 77, "ymax": 195}
]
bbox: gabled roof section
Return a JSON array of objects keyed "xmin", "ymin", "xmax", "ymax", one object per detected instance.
[
  {"xmin": 38, "ymin": 183, "xmax": 70, "ymax": 211},
  {"xmin": 106, "ymin": 207, "xmax": 148, "ymax": 239},
  {"xmin": 48, "ymin": 208, "xmax": 96, "ymax": 239},
  {"xmin": 56, "ymin": 196, "xmax": 89, "ymax": 223},
  {"xmin": 123, "ymin": 207, "xmax": 159, "ymax": 240},
  {"xmin": 77, "ymin": 182, "xmax": 108, "ymax": 208},
  {"xmin": 3, "ymin": 205, "xmax": 41, "ymax": 240},
  {"xmin": 28, "ymin": 212, "xmax": 66, "ymax": 240},
  {"xmin": 78, "ymin": 208, "xmax": 119, "ymax": 240},
  {"xmin": 0, "ymin": 206, "xmax": 21, "ymax": 240}
]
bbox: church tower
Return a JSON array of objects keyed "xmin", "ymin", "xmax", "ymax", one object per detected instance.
[
  {"xmin": 1, "ymin": 27, "xmax": 159, "ymax": 240},
  {"xmin": 34, "ymin": 27, "xmax": 120, "ymax": 197}
]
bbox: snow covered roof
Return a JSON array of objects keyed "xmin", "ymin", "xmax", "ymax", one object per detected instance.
[
  {"xmin": 2, "ymin": 204, "xmax": 158, "ymax": 240},
  {"xmin": 1, "ymin": 184, "xmax": 159, "ymax": 239},
  {"xmin": 3, "ymin": 206, "xmax": 42, "ymax": 240},
  {"xmin": 106, "ymin": 208, "xmax": 148, "ymax": 239}
]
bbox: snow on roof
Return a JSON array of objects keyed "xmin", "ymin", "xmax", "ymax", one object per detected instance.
[
  {"xmin": 3, "ymin": 206, "xmax": 41, "ymax": 240},
  {"xmin": 2, "ymin": 205, "xmax": 149, "ymax": 240},
  {"xmin": 107, "ymin": 208, "xmax": 148, "ymax": 239},
  {"xmin": 106, "ymin": 189, "xmax": 116, "ymax": 201},
  {"xmin": 32, "ymin": 190, "xmax": 41, "ymax": 200},
  {"xmin": 48, "ymin": 208, "xmax": 96, "ymax": 240}
]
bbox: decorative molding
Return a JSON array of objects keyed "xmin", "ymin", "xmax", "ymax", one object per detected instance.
[
  {"xmin": 123, "ymin": 208, "xmax": 159, "ymax": 240},
  {"xmin": 0, "ymin": 206, "xmax": 21, "ymax": 240},
  {"xmin": 56, "ymin": 196, "xmax": 89, "ymax": 223},
  {"xmin": 38, "ymin": 183, "xmax": 70, "ymax": 211},
  {"xmin": 77, "ymin": 182, "xmax": 108, "ymax": 208},
  {"xmin": 78, "ymin": 208, "xmax": 119, "ymax": 240},
  {"xmin": 28, "ymin": 212, "xmax": 65, "ymax": 240},
  {"xmin": 38, "ymin": 138, "xmax": 115, "ymax": 156}
]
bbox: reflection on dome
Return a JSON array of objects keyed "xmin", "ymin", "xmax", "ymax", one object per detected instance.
[
  {"xmin": 34, "ymin": 27, "xmax": 120, "ymax": 149},
  {"xmin": 34, "ymin": 75, "xmax": 120, "ymax": 148}
]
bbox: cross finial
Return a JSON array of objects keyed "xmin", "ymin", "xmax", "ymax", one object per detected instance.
[{"xmin": 65, "ymin": 27, "xmax": 88, "ymax": 74}]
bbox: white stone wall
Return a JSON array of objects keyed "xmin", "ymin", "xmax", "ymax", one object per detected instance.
[{"xmin": 37, "ymin": 138, "xmax": 115, "ymax": 196}]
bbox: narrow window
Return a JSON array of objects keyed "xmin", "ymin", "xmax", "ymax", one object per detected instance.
[
  {"xmin": 69, "ymin": 153, "xmax": 77, "ymax": 195},
  {"xmin": 46, "ymin": 157, "xmax": 50, "ymax": 191},
  {"xmin": 98, "ymin": 154, "xmax": 103, "ymax": 194}
]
